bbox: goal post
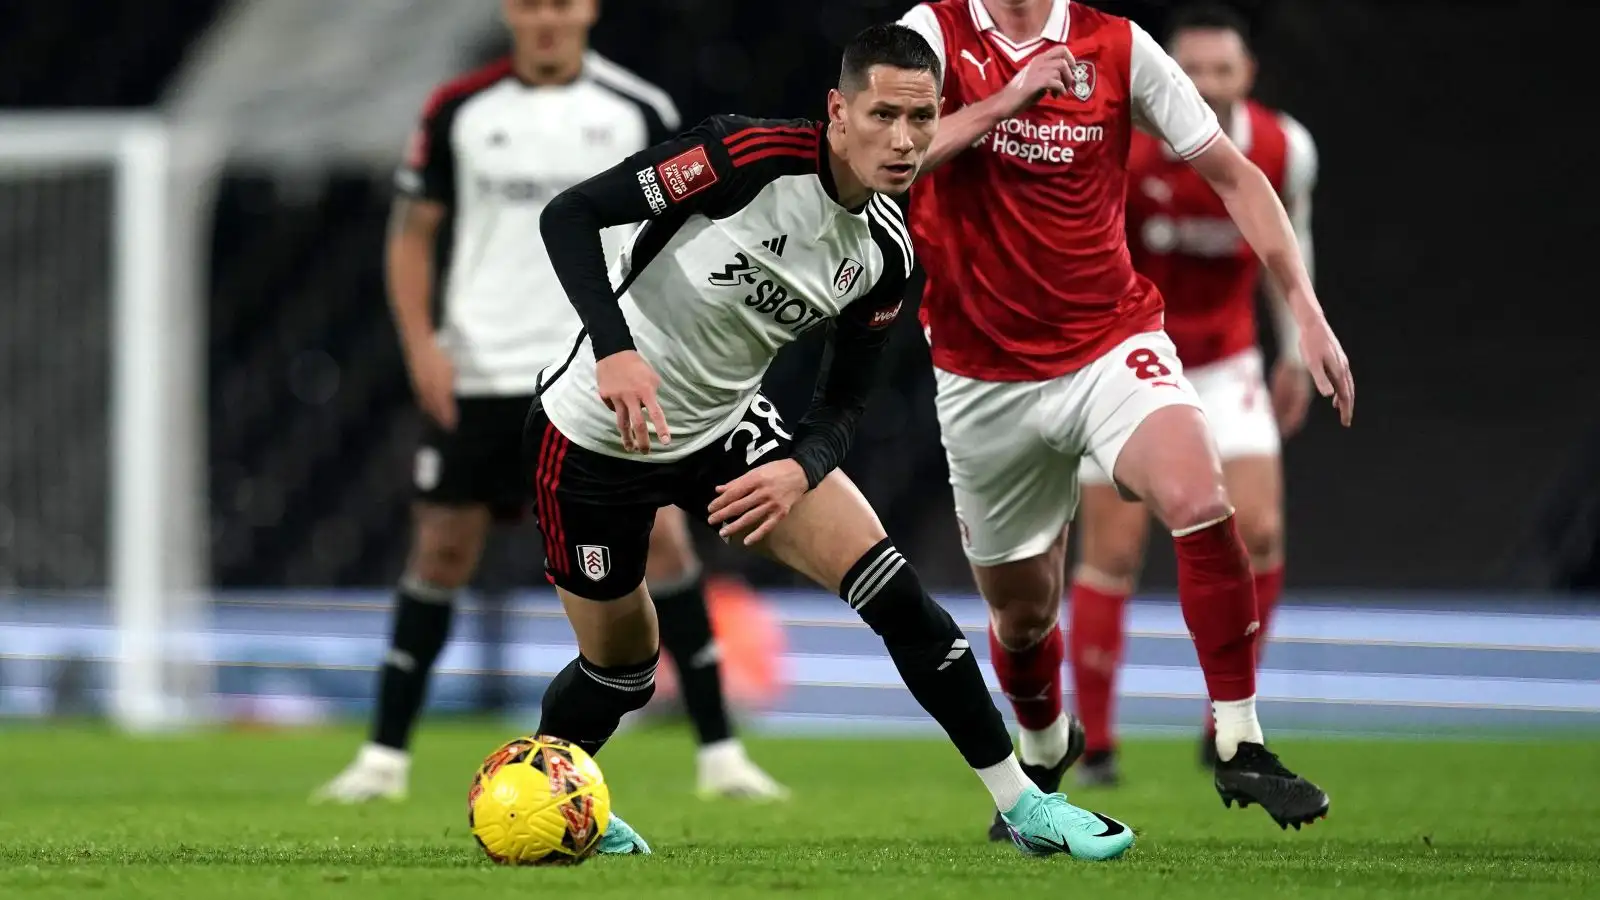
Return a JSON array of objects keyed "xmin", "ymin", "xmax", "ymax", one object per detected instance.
[{"xmin": 0, "ymin": 113, "xmax": 221, "ymax": 731}]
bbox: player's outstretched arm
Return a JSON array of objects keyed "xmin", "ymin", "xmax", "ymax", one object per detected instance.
[
  {"xmin": 1127, "ymin": 19, "xmax": 1351, "ymax": 424},
  {"xmin": 1187, "ymin": 138, "xmax": 1351, "ymax": 424}
]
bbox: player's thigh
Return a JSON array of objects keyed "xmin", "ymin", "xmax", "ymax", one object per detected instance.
[
  {"xmin": 1189, "ymin": 349, "xmax": 1281, "ymax": 468},
  {"xmin": 477, "ymin": 394, "xmax": 542, "ymax": 523},
  {"xmin": 1190, "ymin": 349, "xmax": 1283, "ymax": 553},
  {"xmin": 748, "ymin": 469, "xmax": 889, "ymax": 597},
  {"xmin": 645, "ymin": 506, "xmax": 700, "ymax": 583},
  {"xmin": 409, "ymin": 418, "xmax": 496, "ymax": 584},
  {"xmin": 409, "ymin": 502, "xmax": 493, "ymax": 570},
  {"xmin": 1073, "ymin": 464, "xmax": 1152, "ymax": 586},
  {"xmin": 1078, "ymin": 331, "xmax": 1225, "ymax": 527},
  {"xmin": 526, "ymin": 404, "xmax": 666, "ymax": 603},
  {"xmin": 933, "ymin": 368, "xmax": 1077, "ymax": 568}
]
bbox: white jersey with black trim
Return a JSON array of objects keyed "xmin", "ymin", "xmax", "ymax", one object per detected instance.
[
  {"xmin": 396, "ymin": 53, "xmax": 680, "ymax": 396},
  {"xmin": 537, "ymin": 116, "xmax": 914, "ymax": 463}
]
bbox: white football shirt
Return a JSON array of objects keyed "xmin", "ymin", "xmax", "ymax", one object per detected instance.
[{"xmin": 396, "ymin": 53, "xmax": 680, "ymax": 396}]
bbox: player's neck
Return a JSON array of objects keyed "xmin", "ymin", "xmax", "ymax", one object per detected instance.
[
  {"xmin": 510, "ymin": 50, "xmax": 584, "ymax": 88},
  {"xmin": 985, "ymin": 0, "xmax": 1052, "ymax": 44},
  {"xmin": 823, "ymin": 129, "xmax": 872, "ymax": 212}
]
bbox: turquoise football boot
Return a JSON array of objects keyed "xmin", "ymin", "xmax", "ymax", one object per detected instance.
[
  {"xmin": 597, "ymin": 812, "xmax": 651, "ymax": 855},
  {"xmin": 1001, "ymin": 786, "xmax": 1134, "ymax": 861}
]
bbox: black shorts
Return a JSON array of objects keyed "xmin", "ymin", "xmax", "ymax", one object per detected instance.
[
  {"xmin": 524, "ymin": 393, "xmax": 794, "ymax": 600},
  {"xmin": 414, "ymin": 395, "xmax": 536, "ymax": 521}
]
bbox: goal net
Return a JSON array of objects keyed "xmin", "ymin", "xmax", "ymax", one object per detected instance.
[{"xmin": 0, "ymin": 114, "xmax": 220, "ymax": 731}]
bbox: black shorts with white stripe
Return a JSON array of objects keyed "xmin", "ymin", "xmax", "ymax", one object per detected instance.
[{"xmin": 523, "ymin": 393, "xmax": 794, "ymax": 601}]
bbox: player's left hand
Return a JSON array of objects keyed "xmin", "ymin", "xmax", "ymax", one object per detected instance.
[
  {"xmin": 1270, "ymin": 358, "xmax": 1314, "ymax": 437},
  {"xmin": 1296, "ymin": 313, "xmax": 1354, "ymax": 426},
  {"xmin": 707, "ymin": 459, "xmax": 810, "ymax": 546}
]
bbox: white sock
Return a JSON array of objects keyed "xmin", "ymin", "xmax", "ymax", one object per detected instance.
[
  {"xmin": 358, "ymin": 742, "xmax": 410, "ymax": 772},
  {"xmin": 976, "ymin": 755, "xmax": 1036, "ymax": 814},
  {"xmin": 696, "ymin": 737, "xmax": 745, "ymax": 769},
  {"xmin": 1018, "ymin": 712, "xmax": 1072, "ymax": 767},
  {"xmin": 1212, "ymin": 696, "xmax": 1265, "ymax": 762}
]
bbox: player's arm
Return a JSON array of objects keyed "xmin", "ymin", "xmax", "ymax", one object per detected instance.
[
  {"xmin": 539, "ymin": 120, "xmax": 736, "ymax": 360},
  {"xmin": 390, "ymin": 98, "xmax": 457, "ymax": 428},
  {"xmin": 790, "ymin": 275, "xmax": 908, "ymax": 490},
  {"xmin": 1263, "ymin": 116, "xmax": 1319, "ymax": 370},
  {"xmin": 897, "ymin": 5, "xmax": 1074, "ymax": 174},
  {"xmin": 1129, "ymin": 23, "xmax": 1352, "ymax": 422},
  {"xmin": 708, "ymin": 245, "xmax": 910, "ymax": 545}
]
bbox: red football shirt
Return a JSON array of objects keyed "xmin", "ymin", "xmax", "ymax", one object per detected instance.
[
  {"xmin": 1126, "ymin": 100, "xmax": 1317, "ymax": 368},
  {"xmin": 901, "ymin": 0, "xmax": 1223, "ymax": 381}
]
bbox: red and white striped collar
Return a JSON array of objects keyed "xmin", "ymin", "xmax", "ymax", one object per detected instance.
[{"xmin": 968, "ymin": 0, "xmax": 1070, "ymax": 54}]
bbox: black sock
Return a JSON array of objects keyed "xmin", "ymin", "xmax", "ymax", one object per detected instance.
[
  {"xmin": 537, "ymin": 651, "xmax": 660, "ymax": 759},
  {"xmin": 371, "ymin": 579, "xmax": 456, "ymax": 751},
  {"xmin": 655, "ymin": 573, "xmax": 733, "ymax": 746},
  {"xmin": 843, "ymin": 539, "xmax": 1012, "ymax": 769}
]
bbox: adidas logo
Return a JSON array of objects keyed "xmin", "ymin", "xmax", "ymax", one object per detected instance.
[{"xmin": 760, "ymin": 234, "xmax": 788, "ymax": 256}]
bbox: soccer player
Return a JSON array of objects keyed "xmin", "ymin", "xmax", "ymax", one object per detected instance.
[
  {"xmin": 525, "ymin": 23, "xmax": 1135, "ymax": 861},
  {"xmin": 896, "ymin": 0, "xmax": 1352, "ymax": 834},
  {"xmin": 314, "ymin": 0, "xmax": 785, "ymax": 805},
  {"xmin": 1069, "ymin": 3, "xmax": 1319, "ymax": 787}
]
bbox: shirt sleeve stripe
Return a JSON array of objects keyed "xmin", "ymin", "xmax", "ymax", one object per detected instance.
[{"xmin": 1179, "ymin": 127, "xmax": 1223, "ymax": 161}]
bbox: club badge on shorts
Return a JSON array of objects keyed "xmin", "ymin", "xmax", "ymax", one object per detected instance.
[{"xmin": 577, "ymin": 545, "xmax": 611, "ymax": 581}]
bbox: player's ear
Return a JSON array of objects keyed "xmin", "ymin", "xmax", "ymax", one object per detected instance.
[
  {"xmin": 827, "ymin": 88, "xmax": 848, "ymax": 130},
  {"xmin": 1241, "ymin": 54, "xmax": 1257, "ymax": 94}
]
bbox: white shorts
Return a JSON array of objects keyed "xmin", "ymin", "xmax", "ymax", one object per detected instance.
[
  {"xmin": 935, "ymin": 330, "xmax": 1203, "ymax": 566},
  {"xmin": 1079, "ymin": 348, "xmax": 1279, "ymax": 485}
]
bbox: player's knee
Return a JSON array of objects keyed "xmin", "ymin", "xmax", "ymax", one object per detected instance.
[
  {"xmin": 1236, "ymin": 507, "xmax": 1284, "ymax": 567},
  {"xmin": 974, "ymin": 556, "xmax": 1062, "ymax": 649},
  {"xmin": 409, "ymin": 538, "xmax": 477, "ymax": 588},
  {"xmin": 1151, "ymin": 481, "xmax": 1234, "ymax": 535},
  {"xmin": 1079, "ymin": 536, "xmax": 1145, "ymax": 585}
]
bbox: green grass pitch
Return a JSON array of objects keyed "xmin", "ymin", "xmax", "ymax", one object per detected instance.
[{"xmin": 1, "ymin": 720, "xmax": 1596, "ymax": 898}]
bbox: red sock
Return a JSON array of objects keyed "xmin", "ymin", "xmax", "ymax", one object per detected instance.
[
  {"xmin": 1253, "ymin": 565, "xmax": 1285, "ymax": 666},
  {"xmin": 1067, "ymin": 582, "xmax": 1128, "ymax": 755},
  {"xmin": 1204, "ymin": 564, "xmax": 1284, "ymax": 737},
  {"xmin": 988, "ymin": 622, "xmax": 1064, "ymax": 731},
  {"xmin": 1173, "ymin": 516, "xmax": 1259, "ymax": 702}
]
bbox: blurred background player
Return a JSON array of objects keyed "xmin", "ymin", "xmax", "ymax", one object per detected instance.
[
  {"xmin": 898, "ymin": 0, "xmax": 1351, "ymax": 837},
  {"xmin": 314, "ymin": 0, "xmax": 785, "ymax": 804},
  {"xmin": 1067, "ymin": 3, "xmax": 1318, "ymax": 787}
]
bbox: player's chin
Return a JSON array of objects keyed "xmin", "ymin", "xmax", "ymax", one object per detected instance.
[{"xmin": 874, "ymin": 163, "xmax": 918, "ymax": 195}]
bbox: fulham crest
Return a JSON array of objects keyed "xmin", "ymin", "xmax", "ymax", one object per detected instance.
[
  {"xmin": 833, "ymin": 258, "xmax": 864, "ymax": 298},
  {"xmin": 577, "ymin": 544, "xmax": 611, "ymax": 581},
  {"xmin": 1070, "ymin": 60, "xmax": 1096, "ymax": 102}
]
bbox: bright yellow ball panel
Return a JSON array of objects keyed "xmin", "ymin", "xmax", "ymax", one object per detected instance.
[{"xmin": 468, "ymin": 736, "xmax": 611, "ymax": 866}]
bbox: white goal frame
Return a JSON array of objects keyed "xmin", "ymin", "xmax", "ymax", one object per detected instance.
[{"xmin": 0, "ymin": 114, "xmax": 222, "ymax": 731}]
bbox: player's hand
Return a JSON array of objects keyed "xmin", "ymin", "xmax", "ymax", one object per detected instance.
[
  {"xmin": 406, "ymin": 340, "xmax": 457, "ymax": 431},
  {"xmin": 1295, "ymin": 313, "xmax": 1355, "ymax": 426},
  {"xmin": 1269, "ymin": 358, "xmax": 1314, "ymax": 438},
  {"xmin": 707, "ymin": 459, "xmax": 809, "ymax": 546},
  {"xmin": 1002, "ymin": 46, "xmax": 1077, "ymax": 111},
  {"xmin": 596, "ymin": 350, "xmax": 671, "ymax": 453}
]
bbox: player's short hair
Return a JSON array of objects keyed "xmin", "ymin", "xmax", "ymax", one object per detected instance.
[
  {"xmin": 838, "ymin": 23, "xmax": 941, "ymax": 94},
  {"xmin": 1167, "ymin": 3, "xmax": 1254, "ymax": 52}
]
